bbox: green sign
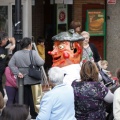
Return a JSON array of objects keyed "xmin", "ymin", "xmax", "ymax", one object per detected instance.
[{"xmin": 86, "ymin": 9, "xmax": 105, "ymax": 36}]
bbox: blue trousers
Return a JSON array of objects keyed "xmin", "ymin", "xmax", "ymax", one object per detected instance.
[{"xmin": 5, "ymin": 86, "xmax": 18, "ymax": 106}]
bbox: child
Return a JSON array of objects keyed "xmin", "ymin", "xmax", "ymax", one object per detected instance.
[
  {"xmin": 4, "ymin": 66, "xmax": 18, "ymax": 106},
  {"xmin": 100, "ymin": 60, "xmax": 118, "ymax": 82},
  {"xmin": 36, "ymin": 36, "xmax": 45, "ymax": 60},
  {"xmin": 100, "ymin": 60, "xmax": 112, "ymax": 78}
]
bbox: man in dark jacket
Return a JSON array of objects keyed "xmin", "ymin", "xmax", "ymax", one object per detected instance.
[{"xmin": 0, "ymin": 32, "xmax": 15, "ymax": 97}]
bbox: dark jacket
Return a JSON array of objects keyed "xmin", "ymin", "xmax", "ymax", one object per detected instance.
[{"xmin": 89, "ymin": 43, "xmax": 101, "ymax": 62}]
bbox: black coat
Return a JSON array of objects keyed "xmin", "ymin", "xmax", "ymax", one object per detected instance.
[{"xmin": 89, "ymin": 43, "xmax": 101, "ymax": 62}]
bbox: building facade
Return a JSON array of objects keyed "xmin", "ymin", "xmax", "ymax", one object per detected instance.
[{"xmin": 0, "ymin": 0, "xmax": 118, "ymax": 74}]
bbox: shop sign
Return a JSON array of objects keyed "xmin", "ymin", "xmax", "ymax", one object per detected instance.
[
  {"xmin": 86, "ymin": 9, "xmax": 105, "ymax": 36},
  {"xmin": 57, "ymin": 4, "xmax": 68, "ymax": 33},
  {"xmin": 57, "ymin": 4, "xmax": 67, "ymax": 24},
  {"xmin": 107, "ymin": 0, "xmax": 116, "ymax": 4}
]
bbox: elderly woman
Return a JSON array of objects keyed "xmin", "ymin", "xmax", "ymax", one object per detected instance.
[
  {"xmin": 81, "ymin": 31, "xmax": 101, "ymax": 63},
  {"xmin": 8, "ymin": 37, "xmax": 44, "ymax": 119},
  {"xmin": 36, "ymin": 67, "xmax": 76, "ymax": 120},
  {"xmin": 72, "ymin": 61, "xmax": 113, "ymax": 120}
]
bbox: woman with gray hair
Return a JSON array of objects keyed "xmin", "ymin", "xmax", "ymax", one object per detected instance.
[
  {"xmin": 36, "ymin": 67, "xmax": 76, "ymax": 120},
  {"xmin": 81, "ymin": 31, "xmax": 101, "ymax": 63}
]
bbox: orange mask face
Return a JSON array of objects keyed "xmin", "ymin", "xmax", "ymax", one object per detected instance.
[{"xmin": 48, "ymin": 40, "xmax": 82, "ymax": 67}]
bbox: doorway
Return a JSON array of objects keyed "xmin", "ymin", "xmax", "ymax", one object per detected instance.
[
  {"xmin": 82, "ymin": 4, "xmax": 105, "ymax": 59},
  {"xmin": 44, "ymin": 1, "xmax": 73, "ymax": 68}
]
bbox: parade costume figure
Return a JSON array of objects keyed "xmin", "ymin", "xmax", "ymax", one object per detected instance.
[{"xmin": 48, "ymin": 29, "xmax": 84, "ymax": 85}]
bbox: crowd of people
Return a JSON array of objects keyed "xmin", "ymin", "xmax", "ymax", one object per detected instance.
[{"xmin": 0, "ymin": 20, "xmax": 120, "ymax": 120}]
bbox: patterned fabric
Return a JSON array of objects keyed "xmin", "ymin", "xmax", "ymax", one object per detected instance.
[
  {"xmin": 82, "ymin": 47, "xmax": 94, "ymax": 62},
  {"xmin": 72, "ymin": 81, "xmax": 108, "ymax": 120}
]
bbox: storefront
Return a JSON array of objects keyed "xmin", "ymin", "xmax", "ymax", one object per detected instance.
[{"xmin": 0, "ymin": 0, "xmax": 106, "ymax": 69}]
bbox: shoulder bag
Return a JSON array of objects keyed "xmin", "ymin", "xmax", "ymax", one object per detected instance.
[
  {"xmin": 96, "ymin": 62, "xmax": 113, "ymax": 87},
  {"xmin": 28, "ymin": 50, "xmax": 42, "ymax": 80}
]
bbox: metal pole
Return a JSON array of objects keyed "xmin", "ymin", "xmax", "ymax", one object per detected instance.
[
  {"xmin": 14, "ymin": 0, "xmax": 22, "ymax": 42},
  {"xmin": 14, "ymin": 0, "xmax": 23, "ymax": 104},
  {"xmin": 18, "ymin": 78, "xmax": 24, "ymax": 104}
]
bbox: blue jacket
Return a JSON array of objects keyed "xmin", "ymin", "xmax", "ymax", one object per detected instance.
[{"xmin": 36, "ymin": 83, "xmax": 76, "ymax": 120}]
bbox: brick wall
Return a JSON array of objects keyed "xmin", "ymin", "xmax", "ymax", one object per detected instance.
[
  {"xmin": 32, "ymin": 0, "xmax": 105, "ymax": 41},
  {"xmin": 32, "ymin": 0, "xmax": 44, "ymax": 42},
  {"xmin": 73, "ymin": 0, "xmax": 105, "ymax": 24}
]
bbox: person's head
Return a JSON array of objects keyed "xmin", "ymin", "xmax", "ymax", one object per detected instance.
[
  {"xmin": 116, "ymin": 68, "xmax": 120, "ymax": 84},
  {"xmin": 80, "ymin": 61, "xmax": 99, "ymax": 82},
  {"xmin": 0, "ymin": 32, "xmax": 8, "ymax": 47},
  {"xmin": 81, "ymin": 31, "xmax": 90, "ymax": 46},
  {"xmin": 48, "ymin": 30, "xmax": 84, "ymax": 67},
  {"xmin": 20, "ymin": 37, "xmax": 32, "ymax": 50},
  {"xmin": 100, "ymin": 60, "xmax": 108, "ymax": 70},
  {"xmin": 37, "ymin": 36, "xmax": 45, "ymax": 45},
  {"xmin": 70, "ymin": 21, "xmax": 81, "ymax": 34},
  {"xmin": 48, "ymin": 67, "xmax": 65, "ymax": 86},
  {"xmin": 1, "ymin": 104, "xmax": 29, "ymax": 120}
]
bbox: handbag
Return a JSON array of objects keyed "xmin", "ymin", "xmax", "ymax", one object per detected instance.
[
  {"xmin": 99, "ymin": 69, "xmax": 113, "ymax": 87},
  {"xmin": 28, "ymin": 50, "xmax": 42, "ymax": 80},
  {"xmin": 96, "ymin": 63, "xmax": 113, "ymax": 87}
]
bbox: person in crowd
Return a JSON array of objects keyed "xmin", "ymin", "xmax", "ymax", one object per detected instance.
[
  {"xmin": 8, "ymin": 37, "xmax": 44, "ymax": 119},
  {"xmin": 0, "ymin": 104, "xmax": 29, "ymax": 120},
  {"xmin": 5, "ymin": 65, "xmax": 18, "ymax": 106},
  {"xmin": 0, "ymin": 91, "xmax": 4, "ymax": 115},
  {"xmin": 106, "ymin": 68, "xmax": 120, "ymax": 120},
  {"xmin": 36, "ymin": 67, "xmax": 76, "ymax": 120},
  {"xmin": 48, "ymin": 29, "xmax": 84, "ymax": 85},
  {"xmin": 100, "ymin": 60, "xmax": 111, "ymax": 77},
  {"xmin": 81, "ymin": 31, "xmax": 101, "ymax": 63},
  {"xmin": 113, "ymin": 68, "xmax": 120, "ymax": 120},
  {"xmin": 111, "ymin": 68, "xmax": 120, "ymax": 92},
  {"xmin": 0, "ymin": 91, "xmax": 4, "ymax": 109},
  {"xmin": 36, "ymin": 36, "xmax": 45, "ymax": 60},
  {"xmin": 72, "ymin": 61, "xmax": 113, "ymax": 120},
  {"xmin": 70, "ymin": 20, "xmax": 81, "ymax": 34},
  {"xmin": 100, "ymin": 60, "xmax": 118, "ymax": 83},
  {"xmin": 0, "ymin": 32, "xmax": 15, "ymax": 97}
]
